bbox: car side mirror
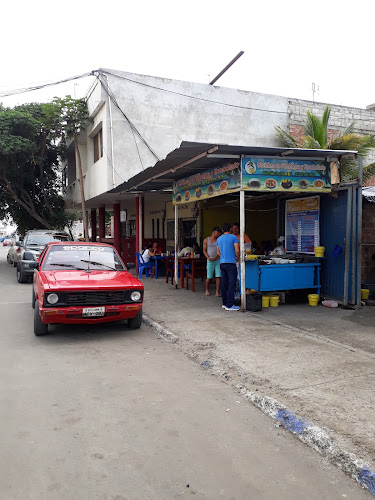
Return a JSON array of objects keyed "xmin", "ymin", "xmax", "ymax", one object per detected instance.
[
  {"xmin": 23, "ymin": 251, "xmax": 35, "ymax": 260},
  {"xmin": 29, "ymin": 261, "xmax": 39, "ymax": 269}
]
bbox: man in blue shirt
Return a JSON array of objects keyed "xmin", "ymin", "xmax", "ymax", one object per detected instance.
[{"xmin": 216, "ymin": 223, "xmax": 240, "ymax": 311}]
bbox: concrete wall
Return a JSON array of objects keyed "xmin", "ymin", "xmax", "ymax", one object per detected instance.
[
  {"xmin": 362, "ymin": 200, "xmax": 375, "ymax": 283},
  {"xmin": 66, "ymin": 68, "xmax": 289, "ymax": 207}
]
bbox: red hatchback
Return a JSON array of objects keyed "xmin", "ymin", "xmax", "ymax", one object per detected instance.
[{"xmin": 31, "ymin": 242, "xmax": 144, "ymax": 336}]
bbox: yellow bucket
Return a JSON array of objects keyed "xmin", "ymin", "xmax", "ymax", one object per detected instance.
[
  {"xmin": 262, "ymin": 296, "xmax": 270, "ymax": 308},
  {"xmin": 269, "ymin": 296, "xmax": 280, "ymax": 307},
  {"xmin": 314, "ymin": 246, "xmax": 325, "ymax": 257},
  {"xmin": 361, "ymin": 289, "xmax": 370, "ymax": 300},
  {"xmin": 308, "ymin": 294, "xmax": 320, "ymax": 306}
]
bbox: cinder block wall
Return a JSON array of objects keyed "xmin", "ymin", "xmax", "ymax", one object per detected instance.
[{"xmin": 287, "ymin": 99, "xmax": 375, "ymax": 185}]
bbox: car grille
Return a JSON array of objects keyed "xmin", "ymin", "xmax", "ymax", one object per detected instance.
[{"xmin": 66, "ymin": 291, "xmax": 141, "ymax": 306}]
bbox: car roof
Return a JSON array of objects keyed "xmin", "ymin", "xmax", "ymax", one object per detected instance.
[
  {"xmin": 46, "ymin": 241, "xmax": 115, "ymax": 248},
  {"xmin": 26, "ymin": 229, "xmax": 70, "ymax": 235}
]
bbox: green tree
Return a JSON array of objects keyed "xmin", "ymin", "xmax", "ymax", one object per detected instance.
[
  {"xmin": 275, "ymin": 106, "xmax": 375, "ymax": 183},
  {"xmin": 0, "ymin": 102, "xmax": 78, "ymax": 234},
  {"xmin": 51, "ymin": 96, "xmax": 91, "ymax": 241}
]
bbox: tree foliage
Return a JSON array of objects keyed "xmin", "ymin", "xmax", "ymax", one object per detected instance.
[
  {"xmin": 0, "ymin": 100, "xmax": 86, "ymax": 234},
  {"xmin": 275, "ymin": 106, "xmax": 375, "ymax": 183}
]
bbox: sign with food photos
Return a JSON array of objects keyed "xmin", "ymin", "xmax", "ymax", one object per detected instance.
[
  {"xmin": 172, "ymin": 162, "xmax": 241, "ymax": 204},
  {"xmin": 242, "ymin": 158, "xmax": 331, "ymax": 193}
]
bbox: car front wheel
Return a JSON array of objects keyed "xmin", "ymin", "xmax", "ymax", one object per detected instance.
[
  {"xmin": 31, "ymin": 287, "xmax": 36, "ymax": 309},
  {"xmin": 17, "ymin": 265, "xmax": 28, "ymax": 283},
  {"xmin": 34, "ymin": 303, "xmax": 49, "ymax": 336},
  {"xmin": 127, "ymin": 309, "xmax": 143, "ymax": 329}
]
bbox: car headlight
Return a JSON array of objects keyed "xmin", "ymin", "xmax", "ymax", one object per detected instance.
[
  {"xmin": 130, "ymin": 291, "xmax": 142, "ymax": 301},
  {"xmin": 46, "ymin": 293, "xmax": 59, "ymax": 304}
]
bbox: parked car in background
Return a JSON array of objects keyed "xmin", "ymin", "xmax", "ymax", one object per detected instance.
[
  {"xmin": 3, "ymin": 237, "xmax": 14, "ymax": 247},
  {"xmin": 30, "ymin": 242, "xmax": 144, "ymax": 336},
  {"xmin": 16, "ymin": 229, "xmax": 73, "ymax": 283},
  {"xmin": 7, "ymin": 243, "xmax": 19, "ymax": 267}
]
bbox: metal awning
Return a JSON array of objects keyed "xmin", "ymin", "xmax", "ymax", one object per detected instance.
[{"xmin": 109, "ymin": 141, "xmax": 358, "ymax": 194}]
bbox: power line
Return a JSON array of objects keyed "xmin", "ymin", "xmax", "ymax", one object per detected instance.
[
  {"xmin": 96, "ymin": 72, "xmax": 160, "ymax": 163},
  {"xmin": 100, "ymin": 69, "xmax": 288, "ymax": 115},
  {"xmin": 0, "ymin": 71, "xmax": 96, "ymax": 98}
]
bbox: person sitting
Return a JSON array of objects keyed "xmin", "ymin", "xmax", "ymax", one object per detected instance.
[
  {"xmin": 231, "ymin": 223, "xmax": 251, "ymax": 244},
  {"xmin": 178, "ymin": 242, "xmax": 200, "ymax": 257},
  {"xmin": 142, "ymin": 244, "xmax": 156, "ymax": 263},
  {"xmin": 152, "ymin": 242, "xmax": 163, "ymax": 254}
]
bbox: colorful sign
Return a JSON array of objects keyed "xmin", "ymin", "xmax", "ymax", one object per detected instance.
[
  {"xmin": 242, "ymin": 158, "xmax": 331, "ymax": 192},
  {"xmin": 285, "ymin": 197, "xmax": 320, "ymax": 253},
  {"xmin": 172, "ymin": 162, "xmax": 241, "ymax": 204}
]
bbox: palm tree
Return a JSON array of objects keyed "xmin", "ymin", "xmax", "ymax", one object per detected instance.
[{"xmin": 275, "ymin": 106, "xmax": 375, "ymax": 183}]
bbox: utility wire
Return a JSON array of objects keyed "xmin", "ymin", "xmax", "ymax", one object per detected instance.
[
  {"xmin": 0, "ymin": 71, "xmax": 96, "ymax": 98},
  {"xmin": 96, "ymin": 72, "xmax": 160, "ymax": 164},
  {"xmin": 100, "ymin": 69, "xmax": 289, "ymax": 115}
]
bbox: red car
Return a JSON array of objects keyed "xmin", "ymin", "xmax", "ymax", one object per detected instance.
[{"xmin": 30, "ymin": 242, "xmax": 144, "ymax": 336}]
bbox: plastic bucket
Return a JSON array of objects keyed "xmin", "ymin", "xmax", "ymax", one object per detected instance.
[
  {"xmin": 361, "ymin": 289, "xmax": 370, "ymax": 300},
  {"xmin": 262, "ymin": 296, "xmax": 270, "ymax": 308},
  {"xmin": 314, "ymin": 246, "xmax": 325, "ymax": 257},
  {"xmin": 308, "ymin": 293, "xmax": 320, "ymax": 306},
  {"xmin": 269, "ymin": 296, "xmax": 280, "ymax": 307}
]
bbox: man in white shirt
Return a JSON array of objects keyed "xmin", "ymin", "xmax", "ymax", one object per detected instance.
[{"xmin": 142, "ymin": 244, "xmax": 155, "ymax": 263}]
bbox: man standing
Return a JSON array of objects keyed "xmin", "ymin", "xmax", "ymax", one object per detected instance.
[
  {"xmin": 231, "ymin": 223, "xmax": 251, "ymax": 245},
  {"xmin": 203, "ymin": 226, "xmax": 221, "ymax": 296},
  {"xmin": 216, "ymin": 223, "xmax": 240, "ymax": 311}
]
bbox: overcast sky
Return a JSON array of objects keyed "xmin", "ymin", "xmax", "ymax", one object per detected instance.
[{"xmin": 1, "ymin": 0, "xmax": 374, "ymax": 111}]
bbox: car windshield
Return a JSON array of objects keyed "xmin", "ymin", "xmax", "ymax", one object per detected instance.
[
  {"xmin": 26, "ymin": 234, "xmax": 70, "ymax": 245},
  {"xmin": 42, "ymin": 245, "xmax": 126, "ymax": 271}
]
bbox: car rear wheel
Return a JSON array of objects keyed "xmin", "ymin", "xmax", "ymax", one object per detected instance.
[
  {"xmin": 127, "ymin": 309, "xmax": 143, "ymax": 329},
  {"xmin": 7, "ymin": 254, "xmax": 12, "ymax": 264},
  {"xmin": 17, "ymin": 265, "xmax": 28, "ymax": 283},
  {"xmin": 34, "ymin": 303, "xmax": 48, "ymax": 336}
]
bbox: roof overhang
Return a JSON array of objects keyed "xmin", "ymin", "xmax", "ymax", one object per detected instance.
[{"xmin": 109, "ymin": 141, "xmax": 357, "ymax": 195}]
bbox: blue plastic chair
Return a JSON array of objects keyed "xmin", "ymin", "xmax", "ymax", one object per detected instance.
[{"xmin": 136, "ymin": 252, "xmax": 154, "ymax": 278}]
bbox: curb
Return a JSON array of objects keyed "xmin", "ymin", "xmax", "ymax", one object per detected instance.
[{"xmin": 142, "ymin": 313, "xmax": 375, "ymax": 496}]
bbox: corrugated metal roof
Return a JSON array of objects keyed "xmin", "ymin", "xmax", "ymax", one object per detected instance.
[{"xmin": 110, "ymin": 141, "xmax": 357, "ymax": 194}]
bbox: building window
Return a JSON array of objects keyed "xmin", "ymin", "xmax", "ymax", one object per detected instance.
[
  {"xmin": 94, "ymin": 129, "xmax": 103, "ymax": 163},
  {"xmin": 157, "ymin": 218, "xmax": 160, "ymax": 239},
  {"xmin": 152, "ymin": 219, "xmax": 155, "ymax": 239}
]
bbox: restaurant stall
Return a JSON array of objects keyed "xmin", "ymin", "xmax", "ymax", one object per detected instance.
[
  {"xmin": 109, "ymin": 142, "xmax": 361, "ymax": 310},
  {"xmin": 171, "ymin": 146, "xmax": 361, "ymax": 310}
]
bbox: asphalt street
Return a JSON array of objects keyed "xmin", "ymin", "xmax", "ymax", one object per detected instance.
[{"xmin": 0, "ymin": 246, "xmax": 371, "ymax": 499}]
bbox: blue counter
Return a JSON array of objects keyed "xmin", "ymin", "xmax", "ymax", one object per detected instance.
[{"xmin": 244, "ymin": 260, "xmax": 321, "ymax": 293}]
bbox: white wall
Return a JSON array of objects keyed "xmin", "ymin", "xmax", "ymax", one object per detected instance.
[{"xmin": 66, "ymin": 68, "xmax": 289, "ymax": 207}]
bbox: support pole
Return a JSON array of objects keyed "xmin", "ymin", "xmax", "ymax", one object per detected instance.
[
  {"xmin": 240, "ymin": 190, "xmax": 246, "ymax": 312},
  {"xmin": 357, "ymin": 157, "xmax": 363, "ymax": 306},
  {"xmin": 174, "ymin": 204, "xmax": 178, "ymax": 288},
  {"xmin": 98, "ymin": 207, "xmax": 105, "ymax": 241},
  {"xmin": 113, "ymin": 203, "xmax": 121, "ymax": 254},
  {"xmin": 343, "ymin": 187, "xmax": 352, "ymax": 306},
  {"xmin": 90, "ymin": 209, "xmax": 97, "ymax": 242}
]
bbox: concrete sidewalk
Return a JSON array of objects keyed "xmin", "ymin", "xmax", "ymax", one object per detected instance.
[{"xmin": 139, "ymin": 274, "xmax": 375, "ymax": 492}]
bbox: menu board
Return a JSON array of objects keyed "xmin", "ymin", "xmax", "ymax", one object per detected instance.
[
  {"xmin": 173, "ymin": 162, "xmax": 241, "ymax": 204},
  {"xmin": 285, "ymin": 197, "xmax": 320, "ymax": 253},
  {"xmin": 242, "ymin": 158, "xmax": 331, "ymax": 192}
]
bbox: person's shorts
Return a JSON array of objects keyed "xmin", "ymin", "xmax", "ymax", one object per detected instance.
[{"xmin": 207, "ymin": 259, "xmax": 221, "ymax": 279}]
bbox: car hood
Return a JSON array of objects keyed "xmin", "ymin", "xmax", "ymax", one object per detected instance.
[{"xmin": 41, "ymin": 270, "xmax": 144, "ymax": 290}]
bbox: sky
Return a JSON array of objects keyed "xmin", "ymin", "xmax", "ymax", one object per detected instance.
[{"xmin": 1, "ymin": 0, "xmax": 375, "ymax": 111}]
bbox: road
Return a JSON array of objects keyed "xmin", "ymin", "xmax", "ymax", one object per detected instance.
[{"xmin": 0, "ymin": 246, "xmax": 370, "ymax": 499}]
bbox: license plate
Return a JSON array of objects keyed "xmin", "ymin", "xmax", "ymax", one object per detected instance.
[{"xmin": 82, "ymin": 307, "xmax": 105, "ymax": 317}]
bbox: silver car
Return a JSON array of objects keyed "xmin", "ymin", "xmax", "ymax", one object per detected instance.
[{"xmin": 16, "ymin": 230, "xmax": 73, "ymax": 283}]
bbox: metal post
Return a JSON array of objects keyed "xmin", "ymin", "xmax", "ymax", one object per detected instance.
[
  {"xmin": 357, "ymin": 156, "xmax": 363, "ymax": 306},
  {"xmin": 139, "ymin": 196, "xmax": 143, "ymax": 254},
  {"xmin": 351, "ymin": 185, "xmax": 356, "ymax": 304},
  {"xmin": 174, "ymin": 204, "xmax": 178, "ymax": 288},
  {"xmin": 240, "ymin": 156, "xmax": 246, "ymax": 312},
  {"xmin": 343, "ymin": 187, "xmax": 352, "ymax": 306}
]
